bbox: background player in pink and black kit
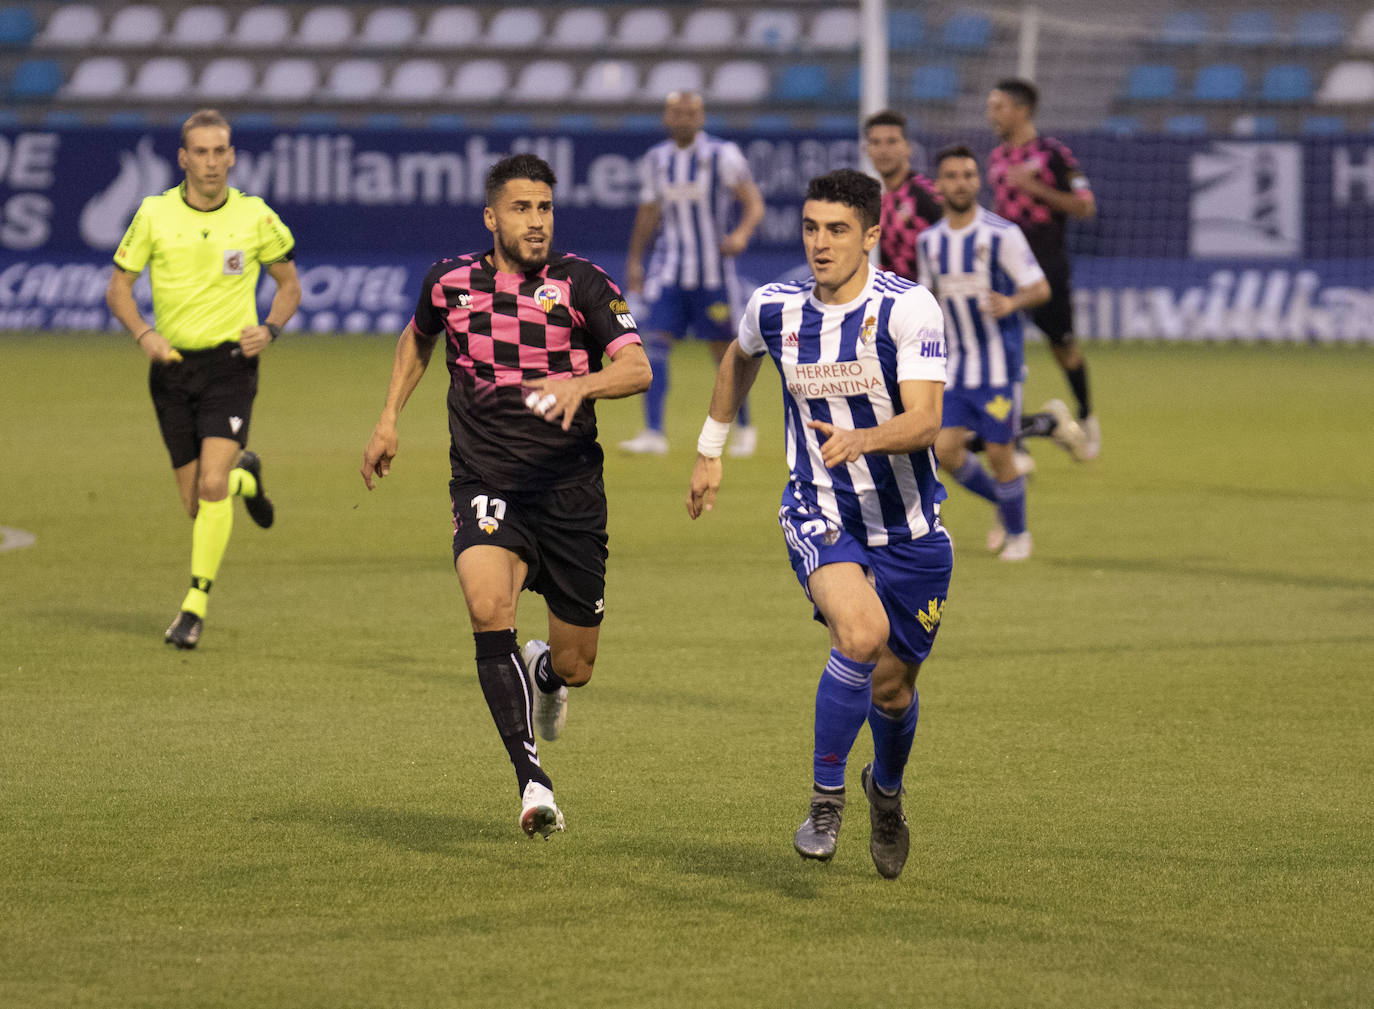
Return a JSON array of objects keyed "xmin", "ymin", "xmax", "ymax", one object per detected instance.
[
  {"xmin": 360, "ymin": 155, "xmax": 651, "ymax": 840},
  {"xmin": 863, "ymin": 109, "xmax": 942, "ymax": 281},
  {"xmin": 986, "ymin": 78, "xmax": 1101, "ymax": 459}
]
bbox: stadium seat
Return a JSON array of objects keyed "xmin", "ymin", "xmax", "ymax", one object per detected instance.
[
  {"xmin": 580, "ymin": 60, "xmax": 638, "ymax": 103},
  {"xmin": 1122, "ymin": 64, "xmax": 1177, "ymax": 100},
  {"xmin": 361, "ymin": 113, "xmax": 403, "ymax": 131},
  {"xmin": 107, "ymin": 111, "xmax": 152, "ymax": 128},
  {"xmin": 387, "ymin": 58, "xmax": 445, "ymax": 102},
  {"xmin": 322, "ymin": 58, "xmax": 384, "ymax": 101},
  {"xmin": 37, "ymin": 5, "xmax": 102, "ymax": 47},
  {"xmin": 552, "ymin": 9, "xmax": 610, "ymax": 51},
  {"xmin": 259, "ymin": 58, "xmax": 319, "ymax": 102},
  {"xmin": 1301, "ymin": 114, "xmax": 1347, "ymax": 134},
  {"xmin": 64, "ymin": 57, "xmax": 128, "ymax": 98},
  {"xmin": 1100, "ymin": 114, "xmax": 1141, "ymax": 135},
  {"xmin": 773, "ymin": 63, "xmax": 825, "ymax": 102},
  {"xmin": 910, "ymin": 64, "xmax": 959, "ymax": 102},
  {"xmin": 108, "ymin": 6, "xmax": 165, "ymax": 47},
  {"xmin": 427, "ymin": 113, "xmax": 467, "ymax": 131},
  {"xmin": 1164, "ymin": 113, "xmax": 1208, "ymax": 134},
  {"xmin": 680, "ymin": 9, "xmax": 735, "ymax": 50},
  {"xmin": 451, "ymin": 58, "xmax": 508, "ymax": 102},
  {"xmin": 490, "ymin": 112, "xmax": 534, "ymax": 132},
  {"xmin": 613, "ymin": 8, "xmax": 671, "ymax": 49},
  {"xmin": 553, "ymin": 113, "xmax": 598, "ymax": 132},
  {"xmin": 837, "ymin": 66, "xmax": 861, "ymax": 103},
  {"xmin": 888, "ymin": 10, "xmax": 926, "ymax": 51},
  {"xmin": 1225, "ymin": 11, "xmax": 1275, "ymax": 45},
  {"xmin": 230, "ymin": 8, "xmax": 291, "ymax": 49},
  {"xmin": 620, "ymin": 113, "xmax": 664, "ymax": 132},
  {"xmin": 1160, "ymin": 11, "xmax": 1207, "ymax": 45},
  {"xmin": 1230, "ymin": 113, "xmax": 1278, "ymax": 136},
  {"xmin": 510, "ymin": 59, "xmax": 574, "ymax": 103},
  {"xmin": 419, "ymin": 8, "xmax": 481, "ymax": 50},
  {"xmin": 1317, "ymin": 61, "xmax": 1374, "ymax": 103},
  {"xmin": 1356, "ymin": 11, "xmax": 1374, "ymax": 51},
  {"xmin": 0, "ymin": 108, "xmax": 20, "ymax": 128},
  {"xmin": 1261, "ymin": 64, "xmax": 1313, "ymax": 102},
  {"xmin": 131, "ymin": 57, "xmax": 193, "ymax": 99},
  {"xmin": 486, "ymin": 8, "xmax": 545, "ymax": 49},
  {"xmin": 643, "ymin": 60, "xmax": 706, "ymax": 101},
  {"xmin": 293, "ymin": 7, "xmax": 353, "ymax": 49},
  {"xmin": 940, "ymin": 12, "xmax": 992, "ymax": 53},
  {"xmin": 233, "ymin": 112, "xmax": 276, "ymax": 130},
  {"xmin": 707, "ymin": 60, "xmax": 769, "ymax": 104},
  {"xmin": 0, "ymin": 7, "xmax": 37, "ymax": 47},
  {"xmin": 42, "ymin": 110, "xmax": 84, "ymax": 128},
  {"xmin": 358, "ymin": 7, "xmax": 417, "ymax": 49},
  {"xmin": 298, "ymin": 112, "xmax": 339, "ymax": 130},
  {"xmin": 1193, "ymin": 64, "xmax": 1247, "ymax": 100},
  {"xmin": 745, "ymin": 11, "xmax": 801, "ymax": 50},
  {"xmin": 806, "ymin": 9, "xmax": 860, "ymax": 51},
  {"xmin": 1294, "ymin": 11, "xmax": 1344, "ymax": 48},
  {"xmin": 198, "ymin": 57, "xmax": 255, "ymax": 99},
  {"xmin": 168, "ymin": 6, "xmax": 229, "ymax": 49}
]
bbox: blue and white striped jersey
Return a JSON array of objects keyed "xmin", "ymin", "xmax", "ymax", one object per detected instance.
[
  {"xmin": 916, "ymin": 207, "xmax": 1045, "ymax": 390},
  {"xmin": 639, "ymin": 131, "xmax": 752, "ymax": 294},
  {"xmin": 738, "ymin": 265, "xmax": 949, "ymax": 546}
]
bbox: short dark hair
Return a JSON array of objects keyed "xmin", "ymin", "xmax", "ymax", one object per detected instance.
[
  {"xmin": 862, "ymin": 109, "xmax": 907, "ymax": 136},
  {"xmin": 485, "ymin": 154, "xmax": 557, "ymax": 205},
  {"xmin": 805, "ymin": 169, "xmax": 881, "ymax": 231},
  {"xmin": 180, "ymin": 108, "xmax": 230, "ymax": 148},
  {"xmin": 935, "ymin": 144, "xmax": 979, "ymax": 171},
  {"xmin": 993, "ymin": 78, "xmax": 1038, "ymax": 115}
]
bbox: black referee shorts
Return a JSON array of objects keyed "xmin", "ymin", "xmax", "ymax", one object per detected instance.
[
  {"xmin": 450, "ymin": 476, "xmax": 609, "ymax": 627},
  {"xmin": 148, "ymin": 342, "xmax": 258, "ymax": 469}
]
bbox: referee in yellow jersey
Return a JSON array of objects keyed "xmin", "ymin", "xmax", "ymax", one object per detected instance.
[{"xmin": 106, "ymin": 109, "xmax": 301, "ymax": 649}]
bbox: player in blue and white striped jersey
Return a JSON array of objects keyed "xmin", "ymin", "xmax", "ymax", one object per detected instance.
[
  {"xmin": 686, "ymin": 169, "xmax": 952, "ymax": 880},
  {"xmin": 917, "ymin": 145, "xmax": 1051, "ymax": 562},
  {"xmin": 621, "ymin": 92, "xmax": 764, "ymax": 457}
]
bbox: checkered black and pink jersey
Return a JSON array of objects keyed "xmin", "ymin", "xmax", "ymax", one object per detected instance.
[
  {"xmin": 412, "ymin": 250, "xmax": 642, "ymax": 490},
  {"xmin": 987, "ymin": 137, "xmax": 1092, "ymax": 262},
  {"xmin": 879, "ymin": 172, "xmax": 942, "ymax": 282}
]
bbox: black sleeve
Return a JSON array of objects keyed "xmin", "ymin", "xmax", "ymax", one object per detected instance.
[
  {"xmin": 572, "ymin": 262, "xmax": 640, "ymax": 354},
  {"xmin": 412, "ymin": 261, "xmax": 449, "ymax": 337}
]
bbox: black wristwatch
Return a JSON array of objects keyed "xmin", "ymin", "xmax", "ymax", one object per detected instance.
[{"xmin": 266, "ymin": 323, "xmax": 281, "ymax": 342}]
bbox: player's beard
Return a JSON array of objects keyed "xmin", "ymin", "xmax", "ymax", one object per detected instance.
[
  {"xmin": 945, "ymin": 193, "xmax": 977, "ymax": 214},
  {"xmin": 496, "ymin": 227, "xmax": 549, "ymax": 273}
]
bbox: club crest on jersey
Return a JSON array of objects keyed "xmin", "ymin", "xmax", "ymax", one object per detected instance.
[
  {"xmin": 534, "ymin": 284, "xmax": 561, "ymax": 313},
  {"xmin": 916, "ymin": 598, "xmax": 945, "ymax": 632},
  {"xmin": 223, "ymin": 250, "xmax": 244, "ymax": 275},
  {"xmin": 985, "ymin": 395, "xmax": 1013, "ymax": 421},
  {"xmin": 860, "ymin": 315, "xmax": 878, "ymax": 345},
  {"xmin": 477, "ymin": 517, "xmax": 499, "ymax": 535}
]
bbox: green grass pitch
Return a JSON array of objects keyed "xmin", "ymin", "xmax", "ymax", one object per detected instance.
[{"xmin": 2, "ymin": 333, "xmax": 1371, "ymax": 1008}]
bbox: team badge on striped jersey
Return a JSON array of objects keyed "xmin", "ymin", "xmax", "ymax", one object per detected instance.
[
  {"xmin": 534, "ymin": 284, "xmax": 561, "ymax": 313},
  {"xmin": 861, "ymin": 315, "xmax": 877, "ymax": 345}
]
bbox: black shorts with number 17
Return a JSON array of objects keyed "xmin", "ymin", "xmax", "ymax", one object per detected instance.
[{"xmin": 449, "ymin": 476, "xmax": 609, "ymax": 627}]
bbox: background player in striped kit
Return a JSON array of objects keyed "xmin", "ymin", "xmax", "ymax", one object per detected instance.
[
  {"xmin": 918, "ymin": 145, "xmax": 1072, "ymax": 562},
  {"xmin": 621, "ymin": 91, "xmax": 765, "ymax": 457},
  {"xmin": 987, "ymin": 78, "xmax": 1101, "ymax": 459},
  {"xmin": 360, "ymin": 155, "xmax": 651, "ymax": 840},
  {"xmin": 686, "ymin": 170, "xmax": 952, "ymax": 880}
]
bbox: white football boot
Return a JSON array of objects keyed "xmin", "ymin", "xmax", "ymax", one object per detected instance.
[
  {"xmin": 519, "ymin": 781, "xmax": 565, "ymax": 839},
  {"xmin": 523, "ymin": 639, "xmax": 567, "ymax": 741},
  {"xmin": 999, "ymin": 531, "xmax": 1033, "ymax": 562},
  {"xmin": 618, "ymin": 429, "xmax": 669, "ymax": 455}
]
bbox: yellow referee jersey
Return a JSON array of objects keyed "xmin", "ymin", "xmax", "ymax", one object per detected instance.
[{"xmin": 113, "ymin": 184, "xmax": 295, "ymax": 351}]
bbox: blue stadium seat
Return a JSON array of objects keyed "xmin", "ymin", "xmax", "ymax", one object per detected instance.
[
  {"xmin": 1294, "ymin": 11, "xmax": 1344, "ymax": 48},
  {"xmin": 1261, "ymin": 64, "xmax": 1314, "ymax": 102},
  {"xmin": 773, "ymin": 64, "xmax": 826, "ymax": 103},
  {"xmin": 233, "ymin": 113, "xmax": 278, "ymax": 131},
  {"xmin": 837, "ymin": 67, "xmax": 861, "ymax": 103},
  {"xmin": 1100, "ymin": 115, "xmax": 1141, "ymax": 135},
  {"xmin": 1160, "ymin": 11, "xmax": 1207, "ymax": 45},
  {"xmin": 362, "ymin": 113, "xmax": 404, "ymax": 131},
  {"xmin": 107, "ymin": 111, "xmax": 151, "ymax": 129},
  {"xmin": 909, "ymin": 64, "xmax": 958, "ymax": 102},
  {"xmin": 1301, "ymin": 114, "xmax": 1346, "ymax": 135},
  {"xmin": 1231, "ymin": 113, "xmax": 1278, "ymax": 136},
  {"xmin": 619, "ymin": 114, "xmax": 663, "ymax": 133},
  {"xmin": 298, "ymin": 112, "xmax": 340, "ymax": 131},
  {"xmin": 491, "ymin": 112, "xmax": 534, "ymax": 132},
  {"xmin": 1164, "ymin": 113, "xmax": 1209, "ymax": 134},
  {"xmin": 1193, "ymin": 64, "xmax": 1247, "ymax": 100},
  {"xmin": 940, "ymin": 12, "xmax": 991, "ymax": 53},
  {"xmin": 0, "ymin": 6, "xmax": 36, "ymax": 47},
  {"xmin": 41, "ymin": 110, "xmax": 83, "ymax": 128},
  {"xmin": 1226, "ymin": 11, "xmax": 1276, "ymax": 45},
  {"xmin": 8, "ymin": 59, "xmax": 61, "ymax": 100},
  {"xmin": 1123, "ymin": 64, "xmax": 1177, "ymax": 100},
  {"xmin": 552, "ymin": 113, "xmax": 598, "ymax": 133},
  {"xmin": 887, "ymin": 10, "xmax": 925, "ymax": 51},
  {"xmin": 0, "ymin": 108, "xmax": 21, "ymax": 128},
  {"xmin": 426, "ymin": 113, "xmax": 468, "ymax": 132}
]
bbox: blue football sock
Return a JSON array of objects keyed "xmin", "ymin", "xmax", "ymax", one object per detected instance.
[
  {"xmin": 954, "ymin": 455, "xmax": 998, "ymax": 503},
  {"xmin": 868, "ymin": 692, "xmax": 919, "ymax": 795},
  {"xmin": 995, "ymin": 475, "xmax": 1028, "ymax": 535},
  {"xmin": 812, "ymin": 649, "xmax": 876, "ymax": 790},
  {"xmin": 643, "ymin": 334, "xmax": 671, "ymax": 432}
]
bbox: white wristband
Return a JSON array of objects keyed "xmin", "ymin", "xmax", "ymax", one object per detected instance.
[{"xmin": 696, "ymin": 416, "xmax": 730, "ymax": 458}]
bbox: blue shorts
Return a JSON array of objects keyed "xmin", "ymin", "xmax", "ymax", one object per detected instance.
[
  {"xmin": 646, "ymin": 285, "xmax": 733, "ymax": 341},
  {"xmin": 778, "ymin": 496, "xmax": 954, "ymax": 665},
  {"xmin": 943, "ymin": 383, "xmax": 1019, "ymax": 445}
]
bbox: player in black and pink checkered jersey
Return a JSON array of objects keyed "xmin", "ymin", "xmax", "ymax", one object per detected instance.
[
  {"xmin": 987, "ymin": 78, "xmax": 1101, "ymax": 460},
  {"xmin": 863, "ymin": 109, "xmax": 942, "ymax": 283}
]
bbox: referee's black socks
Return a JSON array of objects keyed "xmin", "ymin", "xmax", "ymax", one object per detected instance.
[{"xmin": 473, "ymin": 628, "xmax": 552, "ymax": 795}]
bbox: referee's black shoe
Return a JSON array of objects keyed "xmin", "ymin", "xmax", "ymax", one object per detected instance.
[
  {"xmin": 236, "ymin": 451, "xmax": 275, "ymax": 529},
  {"xmin": 165, "ymin": 610, "xmax": 203, "ymax": 649}
]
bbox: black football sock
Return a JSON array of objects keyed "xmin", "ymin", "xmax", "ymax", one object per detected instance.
[
  {"xmin": 530, "ymin": 647, "xmax": 568, "ymax": 694},
  {"xmin": 1065, "ymin": 361, "xmax": 1091, "ymax": 419},
  {"xmin": 1020, "ymin": 411, "xmax": 1057, "ymax": 439},
  {"xmin": 964, "ymin": 433, "xmax": 986, "ymax": 454},
  {"xmin": 473, "ymin": 629, "xmax": 552, "ymax": 795}
]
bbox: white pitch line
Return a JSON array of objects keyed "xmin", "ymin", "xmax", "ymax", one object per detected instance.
[{"xmin": 0, "ymin": 527, "xmax": 37, "ymax": 553}]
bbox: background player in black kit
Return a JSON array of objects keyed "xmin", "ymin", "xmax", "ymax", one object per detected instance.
[{"xmin": 360, "ymin": 155, "xmax": 651, "ymax": 839}]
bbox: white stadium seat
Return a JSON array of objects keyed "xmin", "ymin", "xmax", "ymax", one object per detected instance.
[
  {"xmin": 744, "ymin": 10, "xmax": 801, "ymax": 50},
  {"xmin": 553, "ymin": 9, "xmax": 611, "ymax": 51},
  {"xmin": 1317, "ymin": 61, "xmax": 1374, "ymax": 103},
  {"xmin": 708, "ymin": 60, "xmax": 769, "ymax": 104},
  {"xmin": 643, "ymin": 60, "xmax": 706, "ymax": 100},
  {"xmin": 230, "ymin": 7, "xmax": 291, "ymax": 49},
  {"xmin": 198, "ymin": 57, "xmax": 255, "ymax": 99},
  {"xmin": 580, "ymin": 59, "xmax": 639, "ymax": 102},
  {"xmin": 260, "ymin": 58, "xmax": 320, "ymax": 101},
  {"xmin": 131, "ymin": 56, "xmax": 193, "ymax": 98},
  {"xmin": 168, "ymin": 6, "xmax": 229, "ymax": 49},
  {"xmin": 359, "ymin": 7, "xmax": 417, "ymax": 49},
  {"xmin": 38, "ymin": 5, "xmax": 103, "ymax": 47},
  {"xmin": 613, "ymin": 9, "xmax": 672, "ymax": 50},
  {"xmin": 806, "ymin": 9, "xmax": 860, "ymax": 51},
  {"xmin": 388, "ymin": 59, "xmax": 446, "ymax": 101},
  {"xmin": 109, "ymin": 5, "xmax": 166, "ymax": 47},
  {"xmin": 323, "ymin": 58, "xmax": 384, "ymax": 100},
  {"xmin": 64, "ymin": 57, "xmax": 127, "ymax": 97},
  {"xmin": 486, "ymin": 8, "xmax": 545, "ymax": 48},
  {"xmin": 510, "ymin": 59, "xmax": 574, "ymax": 103},
  {"xmin": 680, "ymin": 9, "xmax": 736, "ymax": 50},
  {"xmin": 1354, "ymin": 11, "xmax": 1374, "ymax": 51},
  {"xmin": 451, "ymin": 58, "xmax": 509, "ymax": 102},
  {"xmin": 419, "ymin": 7, "xmax": 482, "ymax": 49},
  {"xmin": 293, "ymin": 6, "xmax": 353, "ymax": 49}
]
